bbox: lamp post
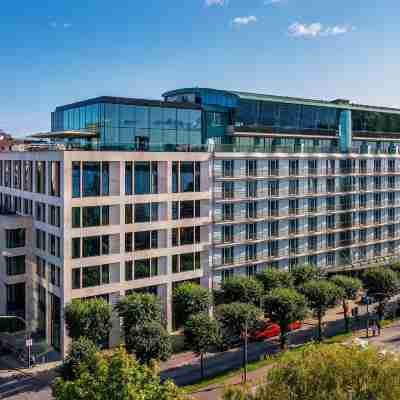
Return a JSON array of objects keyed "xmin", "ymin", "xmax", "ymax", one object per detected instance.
[{"xmin": 0, "ymin": 315, "xmax": 31, "ymax": 368}]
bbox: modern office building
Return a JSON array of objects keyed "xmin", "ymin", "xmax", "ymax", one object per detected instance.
[{"xmin": 2, "ymin": 88, "xmax": 400, "ymax": 355}]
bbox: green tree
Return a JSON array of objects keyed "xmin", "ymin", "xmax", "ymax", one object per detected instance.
[
  {"xmin": 53, "ymin": 346, "xmax": 185, "ymax": 400},
  {"xmin": 301, "ymin": 280, "xmax": 343, "ymax": 341},
  {"xmin": 215, "ymin": 302, "xmax": 261, "ymax": 348},
  {"xmin": 64, "ymin": 298, "xmax": 112, "ymax": 347},
  {"xmin": 330, "ymin": 275, "xmax": 362, "ymax": 332},
  {"xmin": 223, "ymin": 343, "xmax": 400, "ymax": 400},
  {"xmin": 127, "ymin": 321, "xmax": 172, "ymax": 364},
  {"xmin": 173, "ymin": 282, "xmax": 212, "ymax": 327},
  {"xmin": 290, "ymin": 264, "xmax": 320, "ymax": 287},
  {"xmin": 184, "ymin": 312, "xmax": 221, "ymax": 379},
  {"xmin": 256, "ymin": 268, "xmax": 294, "ymax": 293},
  {"xmin": 60, "ymin": 338, "xmax": 98, "ymax": 380},
  {"xmin": 116, "ymin": 292, "xmax": 163, "ymax": 335},
  {"xmin": 362, "ymin": 267, "xmax": 399, "ymax": 321},
  {"xmin": 221, "ymin": 276, "xmax": 264, "ymax": 306},
  {"xmin": 264, "ymin": 288, "xmax": 307, "ymax": 350},
  {"xmin": 389, "ymin": 261, "xmax": 400, "ymax": 275}
]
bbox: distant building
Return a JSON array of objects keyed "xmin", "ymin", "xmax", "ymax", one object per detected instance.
[{"xmin": 0, "ymin": 131, "xmax": 14, "ymax": 152}]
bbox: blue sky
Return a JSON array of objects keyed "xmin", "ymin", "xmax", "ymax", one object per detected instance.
[{"xmin": 1, "ymin": 0, "xmax": 399, "ymax": 136}]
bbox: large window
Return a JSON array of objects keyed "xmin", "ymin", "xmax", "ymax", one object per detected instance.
[
  {"xmin": 133, "ymin": 203, "xmax": 159, "ymax": 223},
  {"xmin": 172, "ymin": 252, "xmax": 201, "ymax": 273},
  {"xmin": 352, "ymin": 110, "xmax": 400, "ymax": 133},
  {"xmin": 6, "ymin": 229, "xmax": 25, "ymax": 248},
  {"xmin": 83, "ymin": 162, "xmax": 101, "ymax": 197},
  {"xmin": 172, "ymin": 226, "xmax": 201, "ymax": 246},
  {"xmin": 172, "ymin": 162, "xmax": 201, "ymax": 193},
  {"xmin": 72, "ymin": 161, "xmax": 81, "ymax": 198},
  {"xmin": 35, "ymin": 161, "xmax": 46, "ymax": 194},
  {"xmin": 75, "ymin": 264, "xmax": 110, "ymax": 288},
  {"xmin": 172, "ymin": 200, "xmax": 201, "ymax": 220},
  {"xmin": 6, "ymin": 256, "xmax": 26, "ymax": 275},
  {"xmin": 49, "ymin": 161, "xmax": 61, "ymax": 197},
  {"xmin": 73, "ymin": 235, "xmax": 110, "ymax": 258},
  {"xmin": 134, "ymin": 230, "xmax": 158, "ymax": 251},
  {"xmin": 132, "ymin": 258, "xmax": 159, "ymax": 280},
  {"xmin": 134, "ymin": 162, "xmax": 158, "ymax": 195}
]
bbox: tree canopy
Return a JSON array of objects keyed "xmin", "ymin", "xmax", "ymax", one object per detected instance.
[
  {"xmin": 221, "ymin": 276, "xmax": 264, "ymax": 306},
  {"xmin": 53, "ymin": 346, "xmax": 185, "ymax": 400},
  {"xmin": 362, "ymin": 267, "xmax": 399, "ymax": 303},
  {"xmin": 264, "ymin": 288, "xmax": 307, "ymax": 349},
  {"xmin": 64, "ymin": 298, "xmax": 112, "ymax": 347},
  {"xmin": 223, "ymin": 343, "xmax": 400, "ymax": 400},
  {"xmin": 256, "ymin": 268, "xmax": 294, "ymax": 293},
  {"xmin": 290, "ymin": 264, "xmax": 320, "ymax": 287}
]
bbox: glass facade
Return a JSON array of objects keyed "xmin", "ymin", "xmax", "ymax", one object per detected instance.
[
  {"xmin": 236, "ymin": 99, "xmax": 340, "ymax": 133},
  {"xmin": 352, "ymin": 110, "xmax": 400, "ymax": 133},
  {"xmin": 52, "ymin": 101, "xmax": 202, "ymax": 147}
]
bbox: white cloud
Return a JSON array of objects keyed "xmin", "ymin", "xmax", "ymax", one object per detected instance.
[
  {"xmin": 205, "ymin": 0, "xmax": 227, "ymax": 6},
  {"xmin": 49, "ymin": 21, "xmax": 71, "ymax": 29},
  {"xmin": 232, "ymin": 16, "xmax": 258, "ymax": 26},
  {"xmin": 288, "ymin": 22, "xmax": 352, "ymax": 38},
  {"xmin": 265, "ymin": 0, "xmax": 285, "ymax": 5}
]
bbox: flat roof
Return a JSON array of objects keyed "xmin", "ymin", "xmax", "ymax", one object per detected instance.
[
  {"xmin": 163, "ymin": 87, "xmax": 400, "ymax": 115},
  {"xmin": 54, "ymin": 96, "xmax": 202, "ymax": 112}
]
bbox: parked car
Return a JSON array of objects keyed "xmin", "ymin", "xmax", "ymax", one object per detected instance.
[{"xmin": 249, "ymin": 320, "xmax": 302, "ymax": 342}]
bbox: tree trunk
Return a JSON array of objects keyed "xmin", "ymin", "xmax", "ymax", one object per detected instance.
[
  {"xmin": 200, "ymin": 353, "xmax": 205, "ymax": 380},
  {"xmin": 317, "ymin": 312, "xmax": 323, "ymax": 342},
  {"xmin": 280, "ymin": 327, "xmax": 288, "ymax": 350},
  {"xmin": 343, "ymin": 300, "xmax": 350, "ymax": 332}
]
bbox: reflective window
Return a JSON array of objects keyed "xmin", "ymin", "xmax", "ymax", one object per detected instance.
[
  {"xmin": 35, "ymin": 161, "xmax": 46, "ymax": 194},
  {"xmin": 72, "ymin": 162, "xmax": 81, "ymax": 198},
  {"xmin": 134, "ymin": 162, "xmax": 158, "ymax": 195},
  {"xmin": 83, "ymin": 162, "xmax": 101, "ymax": 197}
]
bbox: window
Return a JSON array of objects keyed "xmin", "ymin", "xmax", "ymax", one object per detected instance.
[
  {"xmin": 82, "ymin": 236, "xmax": 107, "ymax": 258},
  {"xmin": 49, "ymin": 161, "xmax": 61, "ymax": 197},
  {"xmin": 134, "ymin": 162, "xmax": 158, "ymax": 195},
  {"xmin": 6, "ymin": 229, "xmax": 25, "ymax": 248},
  {"xmin": 36, "ymin": 229, "xmax": 46, "ymax": 251},
  {"xmin": 72, "ymin": 269, "xmax": 81, "ymax": 289},
  {"xmin": 172, "ymin": 200, "xmax": 201, "ymax": 220},
  {"xmin": 82, "ymin": 266, "xmax": 100, "ymax": 288},
  {"xmin": 308, "ymin": 217, "xmax": 318, "ymax": 232},
  {"xmin": 221, "ymin": 268, "xmax": 234, "ymax": 282},
  {"xmin": 35, "ymin": 161, "xmax": 46, "ymax": 194},
  {"xmin": 134, "ymin": 203, "xmax": 159, "ymax": 223},
  {"xmin": 172, "ymin": 161, "xmax": 201, "ymax": 193},
  {"xmin": 125, "ymin": 261, "xmax": 133, "ymax": 281},
  {"xmin": 134, "ymin": 258, "xmax": 159, "ymax": 280},
  {"xmin": 172, "ymin": 226, "xmax": 201, "ymax": 246},
  {"xmin": 50, "ymin": 264, "xmax": 61, "ymax": 287},
  {"xmin": 223, "ymin": 225, "xmax": 234, "ymax": 242},
  {"xmin": 222, "ymin": 247, "xmax": 234, "ymax": 265},
  {"xmin": 35, "ymin": 202, "xmax": 46, "ymax": 223},
  {"xmin": 172, "ymin": 252, "xmax": 201, "ymax": 273},
  {"xmin": 72, "ymin": 207, "xmax": 81, "ymax": 228},
  {"xmin": 23, "ymin": 199, "xmax": 33, "ymax": 216},
  {"xmin": 72, "ymin": 161, "xmax": 81, "ymax": 198},
  {"xmin": 83, "ymin": 162, "xmax": 101, "ymax": 197},
  {"xmin": 223, "ymin": 203, "xmax": 234, "ymax": 221},
  {"xmin": 134, "ymin": 230, "xmax": 158, "ymax": 251},
  {"xmin": 125, "ymin": 162, "xmax": 133, "ymax": 195},
  {"xmin": 23, "ymin": 161, "xmax": 33, "ymax": 192},
  {"xmin": 72, "ymin": 238, "xmax": 81, "ymax": 259},
  {"xmin": 125, "ymin": 233, "xmax": 133, "ymax": 252},
  {"xmin": 36, "ymin": 256, "xmax": 46, "ymax": 278},
  {"xmin": 49, "ymin": 205, "xmax": 61, "ymax": 227},
  {"xmin": 223, "ymin": 160, "xmax": 234, "ymax": 177},
  {"xmin": 49, "ymin": 234, "xmax": 61, "ymax": 257},
  {"xmin": 125, "ymin": 204, "xmax": 133, "ymax": 224},
  {"xmin": 6, "ymin": 256, "xmax": 26, "ymax": 275}
]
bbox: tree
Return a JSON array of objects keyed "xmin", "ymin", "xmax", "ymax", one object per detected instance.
[
  {"xmin": 330, "ymin": 275, "xmax": 362, "ymax": 332},
  {"xmin": 290, "ymin": 264, "xmax": 320, "ymax": 287},
  {"xmin": 53, "ymin": 346, "xmax": 185, "ymax": 400},
  {"xmin": 223, "ymin": 343, "xmax": 400, "ymax": 400},
  {"xmin": 215, "ymin": 302, "xmax": 261, "ymax": 348},
  {"xmin": 301, "ymin": 280, "xmax": 343, "ymax": 341},
  {"xmin": 60, "ymin": 338, "xmax": 98, "ymax": 380},
  {"xmin": 127, "ymin": 321, "xmax": 172, "ymax": 364},
  {"xmin": 173, "ymin": 282, "xmax": 212, "ymax": 327},
  {"xmin": 264, "ymin": 288, "xmax": 307, "ymax": 350},
  {"xmin": 256, "ymin": 268, "xmax": 294, "ymax": 293},
  {"xmin": 362, "ymin": 267, "xmax": 399, "ymax": 321},
  {"xmin": 388, "ymin": 261, "xmax": 400, "ymax": 275},
  {"xmin": 64, "ymin": 298, "xmax": 112, "ymax": 347},
  {"xmin": 116, "ymin": 292, "xmax": 163, "ymax": 335},
  {"xmin": 184, "ymin": 312, "xmax": 221, "ymax": 379},
  {"xmin": 221, "ymin": 276, "xmax": 264, "ymax": 306}
]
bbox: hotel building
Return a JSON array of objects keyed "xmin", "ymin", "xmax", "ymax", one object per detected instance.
[{"xmin": 1, "ymin": 88, "xmax": 400, "ymax": 355}]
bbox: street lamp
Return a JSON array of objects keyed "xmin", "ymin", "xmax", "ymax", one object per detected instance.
[{"xmin": 0, "ymin": 315, "xmax": 32, "ymax": 368}]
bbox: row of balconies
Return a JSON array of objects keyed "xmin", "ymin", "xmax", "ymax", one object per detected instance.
[{"xmin": 213, "ymin": 237, "xmax": 400, "ymax": 268}]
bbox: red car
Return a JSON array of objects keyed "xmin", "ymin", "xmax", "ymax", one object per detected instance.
[{"xmin": 249, "ymin": 320, "xmax": 302, "ymax": 341}]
